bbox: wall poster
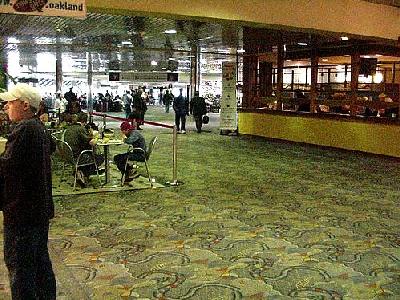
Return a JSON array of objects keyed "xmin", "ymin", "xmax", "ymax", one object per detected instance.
[{"xmin": 220, "ymin": 61, "xmax": 237, "ymax": 134}]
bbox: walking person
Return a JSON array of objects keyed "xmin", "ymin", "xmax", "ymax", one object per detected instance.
[
  {"xmin": 162, "ymin": 90, "xmax": 173, "ymax": 113},
  {"xmin": 173, "ymin": 88, "xmax": 189, "ymax": 133},
  {"xmin": 130, "ymin": 88, "xmax": 147, "ymax": 130},
  {"xmin": 0, "ymin": 83, "xmax": 57, "ymax": 299},
  {"xmin": 122, "ymin": 90, "xmax": 132, "ymax": 119},
  {"xmin": 190, "ymin": 91, "xmax": 207, "ymax": 133}
]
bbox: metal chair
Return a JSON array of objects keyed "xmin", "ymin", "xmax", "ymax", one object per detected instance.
[
  {"xmin": 121, "ymin": 136, "xmax": 158, "ymax": 187},
  {"xmin": 55, "ymin": 139, "xmax": 102, "ymax": 190}
]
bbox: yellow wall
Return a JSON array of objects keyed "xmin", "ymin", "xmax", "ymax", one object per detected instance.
[
  {"xmin": 87, "ymin": 0, "xmax": 400, "ymax": 41},
  {"xmin": 239, "ymin": 112, "xmax": 400, "ymax": 157}
]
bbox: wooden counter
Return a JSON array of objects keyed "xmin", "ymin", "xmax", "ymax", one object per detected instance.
[{"xmin": 238, "ymin": 109, "xmax": 400, "ymax": 158}]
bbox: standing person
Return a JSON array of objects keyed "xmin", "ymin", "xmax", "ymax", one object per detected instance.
[
  {"xmin": 130, "ymin": 88, "xmax": 147, "ymax": 130},
  {"xmin": 173, "ymin": 88, "xmax": 189, "ymax": 134},
  {"xmin": 122, "ymin": 90, "xmax": 132, "ymax": 119},
  {"xmin": 64, "ymin": 87, "xmax": 77, "ymax": 113},
  {"xmin": 163, "ymin": 90, "xmax": 173, "ymax": 113},
  {"xmin": 0, "ymin": 83, "xmax": 56, "ymax": 299},
  {"xmin": 190, "ymin": 91, "xmax": 207, "ymax": 133},
  {"xmin": 113, "ymin": 121, "xmax": 146, "ymax": 184}
]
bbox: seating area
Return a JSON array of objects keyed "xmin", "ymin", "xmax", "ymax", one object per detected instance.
[{"xmin": 51, "ymin": 127, "xmax": 161, "ymax": 194}]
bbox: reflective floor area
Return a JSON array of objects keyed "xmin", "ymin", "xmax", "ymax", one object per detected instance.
[{"xmin": 0, "ymin": 106, "xmax": 399, "ymax": 299}]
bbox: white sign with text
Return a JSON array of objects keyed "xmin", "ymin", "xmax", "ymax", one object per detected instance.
[
  {"xmin": 0, "ymin": 0, "xmax": 86, "ymax": 18},
  {"xmin": 220, "ymin": 61, "xmax": 237, "ymax": 132}
]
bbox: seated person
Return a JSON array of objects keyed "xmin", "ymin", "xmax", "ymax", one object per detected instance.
[
  {"xmin": 114, "ymin": 121, "xmax": 146, "ymax": 183},
  {"xmin": 63, "ymin": 112, "xmax": 104, "ymax": 186}
]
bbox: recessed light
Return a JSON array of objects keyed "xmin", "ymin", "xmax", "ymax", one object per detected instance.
[
  {"xmin": 340, "ymin": 36, "xmax": 349, "ymax": 41},
  {"xmin": 322, "ymin": 59, "xmax": 328, "ymax": 62},
  {"xmin": 297, "ymin": 42, "xmax": 308, "ymax": 46},
  {"xmin": 375, "ymin": 54, "xmax": 382, "ymax": 57},
  {"xmin": 164, "ymin": 29, "xmax": 177, "ymax": 34}
]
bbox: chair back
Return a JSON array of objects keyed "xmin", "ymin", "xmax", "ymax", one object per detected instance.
[
  {"xmin": 55, "ymin": 139, "xmax": 75, "ymax": 165},
  {"xmin": 146, "ymin": 136, "xmax": 158, "ymax": 160}
]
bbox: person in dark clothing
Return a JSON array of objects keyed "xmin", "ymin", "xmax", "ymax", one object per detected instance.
[
  {"xmin": 63, "ymin": 112, "xmax": 104, "ymax": 186},
  {"xmin": 130, "ymin": 88, "xmax": 147, "ymax": 130},
  {"xmin": 0, "ymin": 83, "xmax": 56, "ymax": 300},
  {"xmin": 173, "ymin": 88, "xmax": 189, "ymax": 133},
  {"xmin": 113, "ymin": 121, "xmax": 146, "ymax": 184},
  {"xmin": 64, "ymin": 87, "xmax": 78, "ymax": 113},
  {"xmin": 190, "ymin": 91, "xmax": 207, "ymax": 133},
  {"xmin": 163, "ymin": 90, "xmax": 173, "ymax": 113}
]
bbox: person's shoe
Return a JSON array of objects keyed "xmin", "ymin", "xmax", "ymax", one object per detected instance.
[
  {"xmin": 76, "ymin": 170, "xmax": 87, "ymax": 187},
  {"xmin": 181, "ymin": 130, "xmax": 186, "ymax": 134}
]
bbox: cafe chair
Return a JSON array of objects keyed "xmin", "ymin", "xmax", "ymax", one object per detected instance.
[
  {"xmin": 55, "ymin": 139, "xmax": 102, "ymax": 190},
  {"xmin": 121, "ymin": 136, "xmax": 158, "ymax": 187}
]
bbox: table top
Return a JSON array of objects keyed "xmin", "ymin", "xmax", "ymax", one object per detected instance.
[{"xmin": 97, "ymin": 139, "xmax": 124, "ymax": 146}]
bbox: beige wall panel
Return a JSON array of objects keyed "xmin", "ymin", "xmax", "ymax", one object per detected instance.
[{"xmin": 87, "ymin": 0, "xmax": 400, "ymax": 41}]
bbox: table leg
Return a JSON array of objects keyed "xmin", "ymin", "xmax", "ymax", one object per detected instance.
[{"xmin": 103, "ymin": 145, "xmax": 109, "ymax": 184}]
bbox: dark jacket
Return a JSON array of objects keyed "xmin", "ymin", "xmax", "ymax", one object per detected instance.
[
  {"xmin": 173, "ymin": 95, "xmax": 189, "ymax": 114},
  {"xmin": 0, "ymin": 118, "xmax": 55, "ymax": 226},
  {"xmin": 190, "ymin": 96, "xmax": 207, "ymax": 116},
  {"xmin": 64, "ymin": 123, "xmax": 92, "ymax": 158}
]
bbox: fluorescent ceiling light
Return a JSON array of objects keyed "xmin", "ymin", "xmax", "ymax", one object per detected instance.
[
  {"xmin": 121, "ymin": 41, "xmax": 132, "ymax": 45},
  {"xmin": 322, "ymin": 58, "xmax": 328, "ymax": 62},
  {"xmin": 297, "ymin": 42, "xmax": 308, "ymax": 46},
  {"xmin": 340, "ymin": 36, "xmax": 349, "ymax": 41},
  {"xmin": 237, "ymin": 49, "xmax": 245, "ymax": 53},
  {"xmin": 164, "ymin": 29, "xmax": 177, "ymax": 34}
]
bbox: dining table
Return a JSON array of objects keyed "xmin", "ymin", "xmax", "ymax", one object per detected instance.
[{"xmin": 96, "ymin": 138, "xmax": 124, "ymax": 185}]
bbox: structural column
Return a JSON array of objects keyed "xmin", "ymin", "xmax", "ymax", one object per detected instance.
[
  {"xmin": 189, "ymin": 43, "xmax": 200, "ymax": 99},
  {"xmin": 55, "ymin": 37, "xmax": 63, "ymax": 93},
  {"xmin": 310, "ymin": 48, "xmax": 319, "ymax": 113},
  {"xmin": 350, "ymin": 52, "xmax": 360, "ymax": 116},
  {"xmin": 276, "ymin": 41, "xmax": 284, "ymax": 110},
  {"xmin": 87, "ymin": 51, "xmax": 93, "ymax": 114}
]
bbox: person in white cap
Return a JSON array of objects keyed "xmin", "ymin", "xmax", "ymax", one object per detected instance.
[{"xmin": 0, "ymin": 83, "xmax": 56, "ymax": 299}]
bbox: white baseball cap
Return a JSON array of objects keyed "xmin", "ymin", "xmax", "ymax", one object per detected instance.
[{"xmin": 0, "ymin": 83, "xmax": 41, "ymax": 110}]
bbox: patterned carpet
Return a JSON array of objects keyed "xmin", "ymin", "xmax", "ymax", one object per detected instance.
[{"xmin": 0, "ymin": 108, "xmax": 399, "ymax": 299}]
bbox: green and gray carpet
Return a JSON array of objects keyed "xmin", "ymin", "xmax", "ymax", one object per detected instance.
[{"xmin": 0, "ymin": 107, "xmax": 398, "ymax": 299}]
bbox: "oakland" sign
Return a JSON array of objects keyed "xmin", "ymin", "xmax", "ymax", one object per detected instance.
[{"xmin": 0, "ymin": 0, "xmax": 86, "ymax": 18}]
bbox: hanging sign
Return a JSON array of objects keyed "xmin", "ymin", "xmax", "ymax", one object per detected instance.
[
  {"xmin": 0, "ymin": 0, "xmax": 86, "ymax": 19},
  {"xmin": 220, "ymin": 61, "xmax": 237, "ymax": 134}
]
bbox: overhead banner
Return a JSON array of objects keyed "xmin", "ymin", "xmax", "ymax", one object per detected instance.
[
  {"xmin": 0, "ymin": 0, "xmax": 86, "ymax": 19},
  {"xmin": 220, "ymin": 61, "xmax": 237, "ymax": 134},
  {"xmin": 109, "ymin": 72, "xmax": 178, "ymax": 83}
]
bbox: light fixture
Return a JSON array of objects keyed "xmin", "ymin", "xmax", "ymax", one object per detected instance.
[
  {"xmin": 322, "ymin": 58, "xmax": 328, "ymax": 62},
  {"xmin": 121, "ymin": 41, "xmax": 132, "ymax": 45},
  {"xmin": 375, "ymin": 54, "xmax": 382, "ymax": 57},
  {"xmin": 151, "ymin": 60, "xmax": 158, "ymax": 66},
  {"xmin": 297, "ymin": 42, "xmax": 308, "ymax": 46},
  {"xmin": 373, "ymin": 72, "xmax": 383, "ymax": 83},
  {"xmin": 340, "ymin": 36, "xmax": 349, "ymax": 41},
  {"xmin": 237, "ymin": 49, "xmax": 245, "ymax": 53},
  {"xmin": 164, "ymin": 29, "xmax": 177, "ymax": 34}
]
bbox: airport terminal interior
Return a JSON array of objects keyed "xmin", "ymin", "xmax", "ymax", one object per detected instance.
[{"xmin": 0, "ymin": 0, "xmax": 399, "ymax": 299}]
